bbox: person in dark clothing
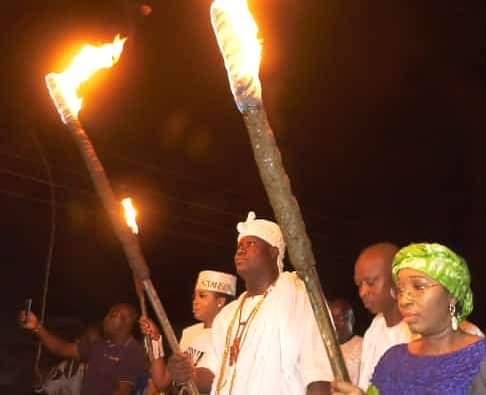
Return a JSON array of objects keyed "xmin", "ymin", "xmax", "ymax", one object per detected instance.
[{"xmin": 20, "ymin": 303, "xmax": 145, "ymax": 395}]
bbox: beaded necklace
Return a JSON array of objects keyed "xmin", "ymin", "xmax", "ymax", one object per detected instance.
[{"xmin": 215, "ymin": 287, "xmax": 271, "ymax": 394}]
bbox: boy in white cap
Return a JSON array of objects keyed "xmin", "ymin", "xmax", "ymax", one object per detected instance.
[
  {"xmin": 139, "ymin": 270, "xmax": 236, "ymax": 394},
  {"xmin": 167, "ymin": 212, "xmax": 333, "ymax": 395}
]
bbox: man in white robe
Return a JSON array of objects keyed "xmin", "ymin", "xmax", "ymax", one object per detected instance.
[
  {"xmin": 354, "ymin": 243, "xmax": 412, "ymax": 391},
  {"xmin": 168, "ymin": 212, "xmax": 333, "ymax": 395}
]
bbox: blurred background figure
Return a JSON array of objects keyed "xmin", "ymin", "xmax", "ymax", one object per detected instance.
[
  {"xmin": 34, "ymin": 324, "xmax": 102, "ymax": 395},
  {"xmin": 329, "ymin": 298, "xmax": 362, "ymax": 385}
]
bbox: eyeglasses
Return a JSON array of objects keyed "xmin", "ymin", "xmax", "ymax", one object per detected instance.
[{"xmin": 395, "ymin": 282, "xmax": 442, "ymax": 299}]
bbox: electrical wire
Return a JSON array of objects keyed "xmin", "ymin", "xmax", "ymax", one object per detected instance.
[{"xmin": 28, "ymin": 129, "xmax": 57, "ymax": 378}]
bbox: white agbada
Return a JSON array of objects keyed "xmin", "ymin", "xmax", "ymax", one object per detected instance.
[
  {"xmin": 358, "ymin": 313, "xmax": 412, "ymax": 390},
  {"xmin": 340, "ymin": 335, "xmax": 362, "ymax": 386},
  {"xmin": 201, "ymin": 271, "xmax": 333, "ymax": 395},
  {"xmin": 180, "ymin": 323, "xmax": 212, "ymax": 367}
]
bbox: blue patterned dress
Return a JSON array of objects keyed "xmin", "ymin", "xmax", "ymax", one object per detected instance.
[{"xmin": 370, "ymin": 339, "xmax": 486, "ymax": 394}]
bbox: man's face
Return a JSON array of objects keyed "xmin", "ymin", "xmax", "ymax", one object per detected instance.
[
  {"xmin": 330, "ymin": 302, "xmax": 353, "ymax": 343},
  {"xmin": 102, "ymin": 304, "xmax": 135, "ymax": 338},
  {"xmin": 234, "ymin": 236, "xmax": 276, "ymax": 279},
  {"xmin": 354, "ymin": 253, "xmax": 393, "ymax": 315}
]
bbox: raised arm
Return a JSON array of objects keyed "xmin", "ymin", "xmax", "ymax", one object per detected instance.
[{"xmin": 19, "ymin": 310, "xmax": 79, "ymax": 360}]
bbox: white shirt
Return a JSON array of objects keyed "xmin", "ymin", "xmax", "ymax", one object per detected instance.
[
  {"xmin": 180, "ymin": 323, "xmax": 211, "ymax": 367},
  {"xmin": 200, "ymin": 271, "xmax": 333, "ymax": 395},
  {"xmin": 460, "ymin": 321, "xmax": 485, "ymax": 338},
  {"xmin": 340, "ymin": 335, "xmax": 362, "ymax": 385},
  {"xmin": 358, "ymin": 313, "xmax": 412, "ymax": 390}
]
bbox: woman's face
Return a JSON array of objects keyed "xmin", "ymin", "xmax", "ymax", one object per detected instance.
[
  {"xmin": 192, "ymin": 289, "xmax": 223, "ymax": 325},
  {"xmin": 396, "ymin": 268, "xmax": 454, "ymax": 335}
]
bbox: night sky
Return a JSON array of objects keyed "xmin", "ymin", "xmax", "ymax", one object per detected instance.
[{"xmin": 1, "ymin": 0, "xmax": 486, "ymax": 340}]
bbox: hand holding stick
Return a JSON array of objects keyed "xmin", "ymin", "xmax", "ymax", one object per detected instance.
[{"xmin": 133, "ymin": 274, "xmax": 154, "ymax": 361}]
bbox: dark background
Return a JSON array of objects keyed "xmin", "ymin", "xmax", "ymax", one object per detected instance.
[{"xmin": 1, "ymin": 1, "xmax": 486, "ymax": 389}]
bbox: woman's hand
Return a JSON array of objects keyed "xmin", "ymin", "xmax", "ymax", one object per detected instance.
[{"xmin": 139, "ymin": 316, "xmax": 161, "ymax": 340}]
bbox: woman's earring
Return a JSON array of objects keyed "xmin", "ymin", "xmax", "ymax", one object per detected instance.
[
  {"xmin": 390, "ymin": 288, "xmax": 396, "ymax": 299},
  {"xmin": 449, "ymin": 303, "xmax": 459, "ymax": 331}
]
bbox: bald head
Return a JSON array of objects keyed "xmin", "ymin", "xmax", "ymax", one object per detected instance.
[
  {"xmin": 357, "ymin": 242, "xmax": 398, "ymax": 270},
  {"xmin": 354, "ymin": 242, "xmax": 399, "ymax": 315}
]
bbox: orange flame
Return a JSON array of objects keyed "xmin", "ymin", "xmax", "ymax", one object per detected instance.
[
  {"xmin": 45, "ymin": 35, "xmax": 126, "ymax": 123},
  {"xmin": 121, "ymin": 197, "xmax": 139, "ymax": 234},
  {"xmin": 211, "ymin": 0, "xmax": 262, "ymax": 110}
]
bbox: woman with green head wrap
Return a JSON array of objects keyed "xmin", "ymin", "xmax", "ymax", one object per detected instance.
[
  {"xmin": 332, "ymin": 243, "xmax": 486, "ymax": 395},
  {"xmin": 392, "ymin": 242, "xmax": 473, "ymax": 327}
]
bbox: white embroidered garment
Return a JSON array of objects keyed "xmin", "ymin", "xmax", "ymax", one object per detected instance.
[
  {"xmin": 37, "ymin": 359, "xmax": 86, "ymax": 395},
  {"xmin": 201, "ymin": 271, "xmax": 333, "ymax": 395},
  {"xmin": 180, "ymin": 323, "xmax": 211, "ymax": 367},
  {"xmin": 340, "ymin": 335, "xmax": 362, "ymax": 385},
  {"xmin": 358, "ymin": 313, "xmax": 412, "ymax": 390}
]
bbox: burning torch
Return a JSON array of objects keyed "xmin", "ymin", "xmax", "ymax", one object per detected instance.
[
  {"xmin": 45, "ymin": 36, "xmax": 199, "ymax": 394},
  {"xmin": 210, "ymin": 0, "xmax": 349, "ymax": 381},
  {"xmin": 121, "ymin": 197, "xmax": 154, "ymax": 361}
]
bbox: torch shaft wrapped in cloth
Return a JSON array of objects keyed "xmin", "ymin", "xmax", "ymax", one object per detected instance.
[
  {"xmin": 45, "ymin": 72, "xmax": 200, "ymax": 395},
  {"xmin": 66, "ymin": 120, "xmax": 198, "ymax": 395},
  {"xmin": 241, "ymin": 105, "xmax": 349, "ymax": 381},
  {"xmin": 210, "ymin": 0, "xmax": 348, "ymax": 381}
]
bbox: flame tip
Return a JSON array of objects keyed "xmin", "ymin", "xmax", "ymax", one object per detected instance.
[
  {"xmin": 46, "ymin": 35, "xmax": 127, "ymax": 119},
  {"xmin": 211, "ymin": 0, "xmax": 263, "ymax": 109},
  {"xmin": 122, "ymin": 197, "xmax": 139, "ymax": 234}
]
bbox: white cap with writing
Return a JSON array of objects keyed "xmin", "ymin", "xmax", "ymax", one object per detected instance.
[{"xmin": 195, "ymin": 270, "xmax": 237, "ymax": 296}]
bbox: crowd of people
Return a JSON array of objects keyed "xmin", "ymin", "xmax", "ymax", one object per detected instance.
[{"xmin": 18, "ymin": 211, "xmax": 486, "ymax": 394}]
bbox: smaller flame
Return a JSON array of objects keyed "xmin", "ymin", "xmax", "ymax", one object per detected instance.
[
  {"xmin": 45, "ymin": 35, "xmax": 126, "ymax": 123},
  {"xmin": 211, "ymin": 0, "xmax": 262, "ymax": 111},
  {"xmin": 121, "ymin": 197, "xmax": 139, "ymax": 234}
]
